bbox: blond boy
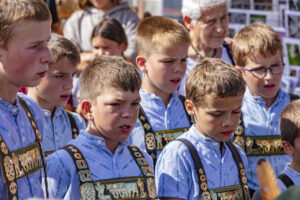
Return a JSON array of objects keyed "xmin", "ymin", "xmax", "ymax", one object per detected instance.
[
  {"xmin": 28, "ymin": 33, "xmax": 86, "ymax": 156},
  {"xmin": 45, "ymin": 56, "xmax": 157, "ymax": 199},
  {"xmin": 233, "ymin": 22, "xmax": 291, "ymax": 194},
  {"xmin": 0, "ymin": 0, "xmax": 52, "ymax": 199},
  {"xmin": 155, "ymin": 58, "xmax": 250, "ymax": 200},
  {"xmin": 129, "ymin": 16, "xmax": 192, "ymax": 163}
]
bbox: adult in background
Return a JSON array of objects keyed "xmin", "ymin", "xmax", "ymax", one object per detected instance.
[
  {"xmin": 63, "ymin": 0, "xmax": 139, "ymax": 63},
  {"xmin": 178, "ymin": 0, "xmax": 233, "ymax": 96}
]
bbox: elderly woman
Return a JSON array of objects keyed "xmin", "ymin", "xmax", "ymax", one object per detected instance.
[{"xmin": 178, "ymin": 0, "xmax": 233, "ymax": 95}]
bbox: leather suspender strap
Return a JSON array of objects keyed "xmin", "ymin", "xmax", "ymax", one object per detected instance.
[
  {"xmin": 178, "ymin": 95, "xmax": 193, "ymax": 125},
  {"xmin": 289, "ymin": 93, "xmax": 299, "ymax": 101},
  {"xmin": 17, "ymin": 96, "xmax": 49, "ymax": 199},
  {"xmin": 226, "ymin": 141, "xmax": 251, "ymax": 200},
  {"xmin": 65, "ymin": 111, "xmax": 79, "ymax": 139},
  {"xmin": 278, "ymin": 174, "xmax": 294, "ymax": 188},
  {"xmin": 176, "ymin": 138, "xmax": 209, "ymax": 197},
  {"xmin": 127, "ymin": 145, "xmax": 157, "ymax": 199},
  {"xmin": 0, "ymin": 135, "xmax": 18, "ymax": 200},
  {"xmin": 138, "ymin": 107, "xmax": 158, "ymax": 165},
  {"xmin": 62, "ymin": 145, "xmax": 95, "ymax": 199}
]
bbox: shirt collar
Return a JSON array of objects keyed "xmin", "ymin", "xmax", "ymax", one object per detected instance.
[{"xmin": 244, "ymin": 87, "xmax": 283, "ymax": 108}]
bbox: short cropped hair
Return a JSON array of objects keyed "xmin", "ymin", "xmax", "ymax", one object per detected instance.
[
  {"xmin": 92, "ymin": 18, "xmax": 127, "ymax": 46},
  {"xmin": 186, "ymin": 58, "xmax": 245, "ymax": 106},
  {"xmin": 280, "ymin": 99, "xmax": 300, "ymax": 146},
  {"xmin": 233, "ymin": 22, "xmax": 283, "ymax": 67},
  {"xmin": 182, "ymin": 0, "xmax": 226, "ymax": 20},
  {"xmin": 78, "ymin": 0, "xmax": 120, "ymax": 10},
  {"xmin": 80, "ymin": 55, "xmax": 141, "ymax": 103},
  {"xmin": 47, "ymin": 33, "xmax": 80, "ymax": 66},
  {"xmin": 136, "ymin": 16, "xmax": 191, "ymax": 57},
  {"xmin": 0, "ymin": 0, "xmax": 51, "ymax": 48}
]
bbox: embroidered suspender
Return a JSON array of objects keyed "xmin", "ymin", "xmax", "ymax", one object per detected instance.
[
  {"xmin": 176, "ymin": 138, "xmax": 251, "ymax": 200},
  {"xmin": 65, "ymin": 110, "xmax": 79, "ymax": 139},
  {"xmin": 63, "ymin": 144, "xmax": 157, "ymax": 200},
  {"xmin": 278, "ymin": 174, "xmax": 294, "ymax": 188},
  {"xmin": 127, "ymin": 145, "xmax": 157, "ymax": 199},
  {"xmin": 233, "ymin": 93, "xmax": 299, "ymax": 156},
  {"xmin": 0, "ymin": 97, "xmax": 49, "ymax": 200},
  {"xmin": 138, "ymin": 98, "xmax": 192, "ymax": 165}
]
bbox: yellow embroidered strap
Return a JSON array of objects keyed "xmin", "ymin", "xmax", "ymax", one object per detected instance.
[
  {"xmin": 127, "ymin": 145, "xmax": 157, "ymax": 199},
  {"xmin": 63, "ymin": 145, "xmax": 158, "ymax": 200}
]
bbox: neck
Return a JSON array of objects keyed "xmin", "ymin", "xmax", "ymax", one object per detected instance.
[
  {"xmin": 86, "ymin": 123, "xmax": 119, "ymax": 154},
  {"xmin": 289, "ymin": 162, "xmax": 300, "ymax": 173},
  {"xmin": 141, "ymin": 81, "xmax": 172, "ymax": 107},
  {"xmin": 189, "ymin": 44, "xmax": 220, "ymax": 62},
  {"xmin": 27, "ymin": 88, "xmax": 55, "ymax": 114},
  {"xmin": 0, "ymin": 74, "xmax": 20, "ymax": 104}
]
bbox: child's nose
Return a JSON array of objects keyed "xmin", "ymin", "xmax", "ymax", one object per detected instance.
[{"xmin": 41, "ymin": 46, "xmax": 52, "ymax": 64}]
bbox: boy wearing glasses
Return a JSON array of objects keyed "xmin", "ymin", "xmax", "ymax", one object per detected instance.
[{"xmin": 232, "ymin": 22, "xmax": 292, "ymax": 196}]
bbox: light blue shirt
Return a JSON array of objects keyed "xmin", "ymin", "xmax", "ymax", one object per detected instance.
[
  {"xmin": 278, "ymin": 164, "xmax": 300, "ymax": 192},
  {"xmin": 42, "ymin": 106, "xmax": 86, "ymax": 154},
  {"xmin": 45, "ymin": 130, "xmax": 154, "ymax": 199},
  {"xmin": 129, "ymin": 89, "xmax": 191, "ymax": 158},
  {"xmin": 155, "ymin": 125, "xmax": 248, "ymax": 200},
  {"xmin": 242, "ymin": 88, "xmax": 291, "ymax": 190},
  {"xmin": 0, "ymin": 93, "xmax": 45, "ymax": 200}
]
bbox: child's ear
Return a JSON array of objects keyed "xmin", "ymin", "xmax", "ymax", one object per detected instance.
[
  {"xmin": 183, "ymin": 16, "xmax": 192, "ymax": 31},
  {"xmin": 282, "ymin": 140, "xmax": 294, "ymax": 156},
  {"xmin": 185, "ymin": 99, "xmax": 195, "ymax": 116},
  {"xmin": 81, "ymin": 100, "xmax": 94, "ymax": 120},
  {"xmin": 120, "ymin": 43, "xmax": 127, "ymax": 52},
  {"xmin": 136, "ymin": 56, "xmax": 147, "ymax": 73}
]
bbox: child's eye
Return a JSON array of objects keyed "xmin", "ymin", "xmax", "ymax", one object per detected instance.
[
  {"xmin": 209, "ymin": 112, "xmax": 222, "ymax": 117},
  {"xmin": 233, "ymin": 110, "xmax": 241, "ymax": 114},
  {"xmin": 110, "ymin": 103, "xmax": 120, "ymax": 107},
  {"xmin": 162, "ymin": 60, "xmax": 174, "ymax": 64},
  {"xmin": 55, "ymin": 74, "xmax": 64, "ymax": 79},
  {"xmin": 181, "ymin": 58, "xmax": 187, "ymax": 63},
  {"xmin": 131, "ymin": 102, "xmax": 140, "ymax": 107}
]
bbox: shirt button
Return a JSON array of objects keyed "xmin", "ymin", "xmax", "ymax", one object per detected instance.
[
  {"xmin": 97, "ymin": 140, "xmax": 101, "ymax": 144},
  {"xmin": 12, "ymin": 108, "xmax": 18, "ymax": 115},
  {"xmin": 55, "ymin": 136, "xmax": 59, "ymax": 141},
  {"xmin": 213, "ymin": 142, "xmax": 218, "ymax": 146},
  {"xmin": 22, "ymin": 136, "xmax": 26, "ymax": 142},
  {"xmin": 270, "ymin": 126, "xmax": 273, "ymax": 130}
]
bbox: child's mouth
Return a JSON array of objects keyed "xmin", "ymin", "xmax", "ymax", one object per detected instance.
[
  {"xmin": 170, "ymin": 78, "xmax": 181, "ymax": 85},
  {"xmin": 119, "ymin": 125, "xmax": 131, "ymax": 134},
  {"xmin": 37, "ymin": 71, "xmax": 47, "ymax": 78},
  {"xmin": 60, "ymin": 94, "xmax": 70, "ymax": 101},
  {"xmin": 221, "ymin": 131, "xmax": 232, "ymax": 136},
  {"xmin": 264, "ymin": 84, "xmax": 275, "ymax": 90}
]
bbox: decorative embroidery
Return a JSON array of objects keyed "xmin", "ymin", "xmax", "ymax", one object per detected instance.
[{"xmin": 63, "ymin": 145, "xmax": 158, "ymax": 200}]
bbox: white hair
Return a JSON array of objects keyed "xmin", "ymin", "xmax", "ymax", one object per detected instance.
[{"xmin": 182, "ymin": 0, "xmax": 227, "ymax": 20}]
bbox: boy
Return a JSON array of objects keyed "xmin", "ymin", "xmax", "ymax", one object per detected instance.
[
  {"xmin": 27, "ymin": 33, "xmax": 86, "ymax": 156},
  {"xmin": 232, "ymin": 22, "xmax": 292, "ymax": 194},
  {"xmin": 155, "ymin": 58, "xmax": 250, "ymax": 200},
  {"xmin": 278, "ymin": 99, "xmax": 300, "ymax": 191},
  {"xmin": 45, "ymin": 56, "xmax": 157, "ymax": 199},
  {"xmin": 0, "ymin": 0, "xmax": 52, "ymax": 199},
  {"xmin": 130, "ymin": 16, "xmax": 192, "ymax": 163}
]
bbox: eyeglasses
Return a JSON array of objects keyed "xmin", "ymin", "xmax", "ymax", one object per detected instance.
[{"xmin": 241, "ymin": 62, "xmax": 285, "ymax": 78}]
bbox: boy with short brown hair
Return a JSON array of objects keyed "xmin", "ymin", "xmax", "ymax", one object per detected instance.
[
  {"xmin": 233, "ymin": 22, "xmax": 292, "ymax": 194},
  {"xmin": 28, "ymin": 33, "xmax": 86, "ymax": 156},
  {"xmin": 155, "ymin": 58, "xmax": 250, "ymax": 200},
  {"xmin": 45, "ymin": 56, "xmax": 157, "ymax": 199},
  {"xmin": 130, "ymin": 16, "xmax": 192, "ymax": 163},
  {"xmin": 0, "ymin": 0, "xmax": 52, "ymax": 199}
]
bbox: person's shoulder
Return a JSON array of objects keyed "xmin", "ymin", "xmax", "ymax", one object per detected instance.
[
  {"xmin": 108, "ymin": 2, "xmax": 139, "ymax": 22},
  {"xmin": 65, "ymin": 9, "xmax": 87, "ymax": 22},
  {"xmin": 17, "ymin": 93, "xmax": 42, "ymax": 116}
]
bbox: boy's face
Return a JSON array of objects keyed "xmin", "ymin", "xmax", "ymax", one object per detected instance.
[
  {"xmin": 0, "ymin": 20, "xmax": 52, "ymax": 88},
  {"xmin": 138, "ymin": 43, "xmax": 189, "ymax": 97},
  {"xmin": 92, "ymin": 36, "xmax": 126, "ymax": 57},
  {"xmin": 187, "ymin": 94, "xmax": 243, "ymax": 142},
  {"xmin": 34, "ymin": 57, "xmax": 77, "ymax": 111},
  {"xmin": 186, "ymin": 4, "xmax": 228, "ymax": 49},
  {"xmin": 239, "ymin": 51, "xmax": 283, "ymax": 103},
  {"xmin": 88, "ymin": 87, "xmax": 141, "ymax": 146}
]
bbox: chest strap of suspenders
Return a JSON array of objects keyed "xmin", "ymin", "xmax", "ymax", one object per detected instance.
[
  {"xmin": 138, "ymin": 96, "xmax": 193, "ymax": 165},
  {"xmin": 63, "ymin": 144, "xmax": 157, "ymax": 200},
  {"xmin": 278, "ymin": 174, "xmax": 294, "ymax": 188},
  {"xmin": 65, "ymin": 110, "xmax": 79, "ymax": 139},
  {"xmin": 176, "ymin": 138, "xmax": 251, "ymax": 200},
  {"xmin": 0, "ymin": 96, "xmax": 49, "ymax": 200},
  {"xmin": 233, "ymin": 93, "xmax": 300, "ymax": 156}
]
